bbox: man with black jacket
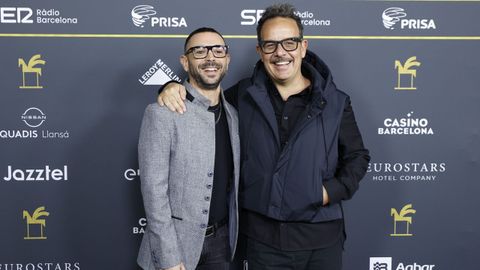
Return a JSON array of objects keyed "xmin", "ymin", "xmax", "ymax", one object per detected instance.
[{"xmin": 158, "ymin": 4, "xmax": 370, "ymax": 269}]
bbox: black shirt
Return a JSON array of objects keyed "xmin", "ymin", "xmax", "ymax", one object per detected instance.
[
  {"xmin": 207, "ymin": 100, "xmax": 233, "ymax": 225},
  {"xmin": 241, "ymin": 78, "xmax": 343, "ymax": 251}
]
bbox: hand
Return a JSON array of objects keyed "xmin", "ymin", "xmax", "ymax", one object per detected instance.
[
  {"xmin": 322, "ymin": 186, "xmax": 329, "ymax": 206},
  {"xmin": 163, "ymin": 262, "xmax": 185, "ymax": 270},
  {"xmin": 158, "ymin": 83, "xmax": 187, "ymax": 114}
]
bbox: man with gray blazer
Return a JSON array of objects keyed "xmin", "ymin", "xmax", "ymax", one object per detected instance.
[{"xmin": 137, "ymin": 28, "xmax": 240, "ymax": 270}]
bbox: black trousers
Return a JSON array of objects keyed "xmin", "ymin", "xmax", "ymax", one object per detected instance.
[
  {"xmin": 244, "ymin": 236, "xmax": 343, "ymax": 270},
  {"xmin": 196, "ymin": 224, "xmax": 230, "ymax": 270}
]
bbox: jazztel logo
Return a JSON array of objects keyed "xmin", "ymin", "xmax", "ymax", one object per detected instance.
[
  {"xmin": 395, "ymin": 56, "xmax": 421, "ymax": 90},
  {"xmin": 0, "ymin": 7, "xmax": 78, "ymax": 24},
  {"xmin": 139, "ymin": 59, "xmax": 181, "ymax": 85},
  {"xmin": 241, "ymin": 9, "xmax": 330, "ymax": 26},
  {"xmin": 391, "ymin": 204, "xmax": 416, "ymax": 237},
  {"xmin": 378, "ymin": 111, "xmax": 434, "ymax": 135},
  {"xmin": 23, "ymin": 206, "xmax": 49, "ymax": 240},
  {"xmin": 370, "ymin": 257, "xmax": 435, "ymax": 270},
  {"xmin": 131, "ymin": 5, "xmax": 187, "ymax": 28},
  {"xmin": 19, "ymin": 54, "xmax": 45, "ymax": 89},
  {"xmin": 382, "ymin": 7, "xmax": 436, "ymax": 30},
  {"xmin": 3, "ymin": 165, "xmax": 68, "ymax": 181}
]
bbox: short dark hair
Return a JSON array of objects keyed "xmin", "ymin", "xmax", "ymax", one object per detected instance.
[
  {"xmin": 256, "ymin": 3, "xmax": 303, "ymax": 43},
  {"xmin": 184, "ymin": 27, "xmax": 226, "ymax": 52}
]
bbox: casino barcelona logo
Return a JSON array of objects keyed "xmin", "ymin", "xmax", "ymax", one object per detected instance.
[
  {"xmin": 18, "ymin": 54, "xmax": 46, "ymax": 89},
  {"xmin": 390, "ymin": 204, "xmax": 416, "ymax": 237},
  {"xmin": 395, "ymin": 56, "xmax": 421, "ymax": 90},
  {"xmin": 23, "ymin": 206, "xmax": 50, "ymax": 240}
]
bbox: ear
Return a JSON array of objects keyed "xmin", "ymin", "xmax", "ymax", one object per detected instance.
[
  {"xmin": 180, "ymin": 55, "xmax": 189, "ymax": 72},
  {"xmin": 225, "ymin": 54, "xmax": 231, "ymax": 71},
  {"xmin": 256, "ymin": 44, "xmax": 263, "ymax": 61},
  {"xmin": 301, "ymin": 39, "xmax": 308, "ymax": 58}
]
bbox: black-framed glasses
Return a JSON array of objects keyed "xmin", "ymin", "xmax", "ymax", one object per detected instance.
[
  {"xmin": 184, "ymin": 45, "xmax": 229, "ymax": 59},
  {"xmin": 259, "ymin": 37, "xmax": 303, "ymax": 54}
]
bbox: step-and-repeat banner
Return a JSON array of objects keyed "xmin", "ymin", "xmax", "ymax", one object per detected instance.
[{"xmin": 1, "ymin": 0, "xmax": 479, "ymax": 269}]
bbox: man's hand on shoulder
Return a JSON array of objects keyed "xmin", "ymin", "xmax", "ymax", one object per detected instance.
[{"xmin": 158, "ymin": 83, "xmax": 187, "ymax": 114}]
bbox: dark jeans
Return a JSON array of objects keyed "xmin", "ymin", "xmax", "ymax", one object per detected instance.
[
  {"xmin": 196, "ymin": 224, "xmax": 230, "ymax": 270},
  {"xmin": 245, "ymin": 236, "xmax": 343, "ymax": 270}
]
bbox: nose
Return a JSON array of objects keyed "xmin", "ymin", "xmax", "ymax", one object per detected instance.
[
  {"xmin": 205, "ymin": 48, "xmax": 216, "ymax": 60},
  {"xmin": 274, "ymin": 43, "xmax": 287, "ymax": 56}
]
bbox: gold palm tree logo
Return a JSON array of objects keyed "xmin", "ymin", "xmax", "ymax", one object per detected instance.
[
  {"xmin": 394, "ymin": 56, "xmax": 421, "ymax": 90},
  {"xmin": 390, "ymin": 204, "xmax": 416, "ymax": 237},
  {"xmin": 23, "ymin": 206, "xmax": 50, "ymax": 240},
  {"xmin": 18, "ymin": 54, "xmax": 46, "ymax": 89}
]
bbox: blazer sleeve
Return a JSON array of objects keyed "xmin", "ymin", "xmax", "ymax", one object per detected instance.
[
  {"xmin": 323, "ymin": 98, "xmax": 371, "ymax": 205},
  {"xmin": 138, "ymin": 104, "xmax": 182, "ymax": 269}
]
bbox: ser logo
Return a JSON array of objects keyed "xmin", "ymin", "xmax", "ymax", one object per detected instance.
[
  {"xmin": 0, "ymin": 7, "xmax": 33, "ymax": 23},
  {"xmin": 240, "ymin": 9, "xmax": 264, "ymax": 25}
]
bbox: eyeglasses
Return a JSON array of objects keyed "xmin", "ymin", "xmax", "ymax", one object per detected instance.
[
  {"xmin": 259, "ymin": 37, "xmax": 303, "ymax": 54},
  {"xmin": 184, "ymin": 45, "xmax": 229, "ymax": 59}
]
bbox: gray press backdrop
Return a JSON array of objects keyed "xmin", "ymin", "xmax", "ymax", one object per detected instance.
[{"xmin": 1, "ymin": 0, "xmax": 479, "ymax": 269}]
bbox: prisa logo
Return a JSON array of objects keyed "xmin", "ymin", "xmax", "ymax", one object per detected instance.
[
  {"xmin": 131, "ymin": 5, "xmax": 187, "ymax": 28},
  {"xmin": 382, "ymin": 7, "xmax": 436, "ymax": 30}
]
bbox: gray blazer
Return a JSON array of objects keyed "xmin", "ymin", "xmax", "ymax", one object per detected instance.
[{"xmin": 137, "ymin": 82, "xmax": 240, "ymax": 270}]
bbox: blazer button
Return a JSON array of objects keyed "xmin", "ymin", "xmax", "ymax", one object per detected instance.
[
  {"xmin": 206, "ymin": 184, "xmax": 212, "ymax": 189},
  {"xmin": 202, "ymin": 209, "xmax": 209, "ymax": 214},
  {"xmin": 207, "ymin": 172, "xmax": 214, "ymax": 177},
  {"xmin": 204, "ymin": 196, "xmax": 210, "ymax": 201}
]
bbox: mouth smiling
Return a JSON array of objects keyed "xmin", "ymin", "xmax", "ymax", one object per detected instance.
[
  {"xmin": 271, "ymin": 58, "xmax": 293, "ymax": 70},
  {"xmin": 200, "ymin": 62, "xmax": 222, "ymax": 75}
]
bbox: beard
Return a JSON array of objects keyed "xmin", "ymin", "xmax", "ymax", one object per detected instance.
[{"xmin": 189, "ymin": 60, "xmax": 226, "ymax": 90}]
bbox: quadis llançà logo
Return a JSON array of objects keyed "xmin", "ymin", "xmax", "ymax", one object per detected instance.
[{"xmin": 0, "ymin": 107, "xmax": 70, "ymax": 140}]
